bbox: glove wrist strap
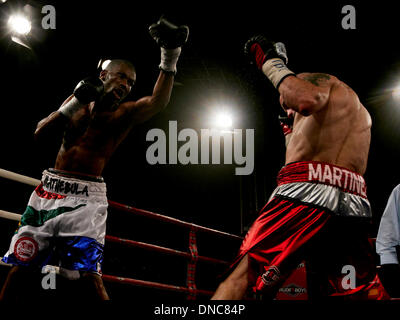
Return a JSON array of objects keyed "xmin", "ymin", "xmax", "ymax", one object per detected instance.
[
  {"xmin": 159, "ymin": 47, "xmax": 181, "ymax": 74},
  {"xmin": 262, "ymin": 58, "xmax": 295, "ymax": 89},
  {"xmin": 58, "ymin": 97, "xmax": 85, "ymax": 119}
]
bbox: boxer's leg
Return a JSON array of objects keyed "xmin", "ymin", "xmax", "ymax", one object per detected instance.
[
  {"xmin": 0, "ymin": 266, "xmax": 40, "ymax": 301},
  {"xmin": 211, "ymin": 254, "xmax": 250, "ymax": 300},
  {"xmin": 80, "ymin": 272, "xmax": 109, "ymax": 300},
  {"xmin": 0, "ymin": 266, "xmax": 20, "ymax": 301}
]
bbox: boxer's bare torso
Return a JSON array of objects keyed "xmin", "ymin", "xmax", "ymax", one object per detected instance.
[
  {"xmin": 282, "ymin": 73, "xmax": 371, "ymax": 175},
  {"xmin": 35, "ymin": 70, "xmax": 174, "ymax": 177},
  {"xmin": 54, "ymin": 97, "xmax": 137, "ymax": 176}
]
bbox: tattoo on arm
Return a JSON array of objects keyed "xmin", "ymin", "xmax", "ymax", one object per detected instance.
[{"xmin": 302, "ymin": 73, "xmax": 331, "ymax": 86}]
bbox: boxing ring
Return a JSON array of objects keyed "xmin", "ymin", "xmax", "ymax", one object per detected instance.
[
  {"xmin": 2, "ymin": 168, "xmax": 390, "ymax": 301},
  {"xmin": 0, "ymin": 168, "xmax": 243, "ymax": 299}
]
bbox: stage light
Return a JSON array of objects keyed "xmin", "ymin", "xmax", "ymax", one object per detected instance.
[
  {"xmin": 8, "ymin": 14, "xmax": 31, "ymax": 35},
  {"xmin": 392, "ymin": 85, "xmax": 400, "ymax": 100},
  {"xmin": 214, "ymin": 111, "xmax": 233, "ymax": 128}
]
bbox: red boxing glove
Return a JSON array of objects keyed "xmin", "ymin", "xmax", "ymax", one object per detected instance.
[
  {"xmin": 279, "ymin": 115, "xmax": 293, "ymax": 136},
  {"xmin": 244, "ymin": 35, "xmax": 288, "ymax": 70},
  {"xmin": 280, "ymin": 122, "xmax": 292, "ymax": 136}
]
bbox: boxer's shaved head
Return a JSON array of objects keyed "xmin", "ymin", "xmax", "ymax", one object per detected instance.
[
  {"xmin": 99, "ymin": 59, "xmax": 136, "ymax": 104},
  {"xmin": 103, "ymin": 59, "xmax": 136, "ymax": 74}
]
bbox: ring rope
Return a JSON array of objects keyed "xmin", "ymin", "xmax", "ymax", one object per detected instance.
[
  {"xmin": 0, "ymin": 257, "xmax": 12, "ymax": 267},
  {"xmin": 0, "ymin": 214, "xmax": 219, "ymax": 299},
  {"xmin": 0, "ymin": 168, "xmax": 242, "ymax": 240},
  {"xmin": 0, "ymin": 210, "xmax": 22, "ymax": 222},
  {"xmin": 108, "ymin": 200, "xmax": 243, "ymax": 240},
  {"xmin": 101, "ymin": 274, "xmax": 214, "ymax": 296},
  {"xmin": 0, "ymin": 212, "xmax": 230, "ymax": 266},
  {"xmin": 105, "ymin": 235, "xmax": 229, "ymax": 265},
  {"xmin": 0, "ymin": 257, "xmax": 214, "ymax": 296},
  {"xmin": 0, "ymin": 169, "xmax": 40, "ymax": 186}
]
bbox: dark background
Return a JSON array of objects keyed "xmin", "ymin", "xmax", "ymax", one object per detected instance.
[{"xmin": 0, "ymin": 0, "xmax": 399, "ymax": 300}]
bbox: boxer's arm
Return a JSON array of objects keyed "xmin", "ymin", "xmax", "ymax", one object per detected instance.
[
  {"xmin": 244, "ymin": 36, "xmax": 331, "ymax": 116},
  {"xmin": 278, "ymin": 76, "xmax": 331, "ymax": 116},
  {"xmin": 34, "ymin": 95, "xmax": 73, "ymax": 142},
  {"xmin": 122, "ymin": 71, "xmax": 174, "ymax": 126},
  {"xmin": 117, "ymin": 17, "xmax": 188, "ymax": 126},
  {"xmin": 35, "ymin": 77, "xmax": 103, "ymax": 142}
]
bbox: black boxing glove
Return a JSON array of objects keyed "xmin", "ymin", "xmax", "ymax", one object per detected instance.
[
  {"xmin": 244, "ymin": 35, "xmax": 295, "ymax": 89},
  {"xmin": 58, "ymin": 77, "xmax": 104, "ymax": 119},
  {"xmin": 149, "ymin": 16, "xmax": 189, "ymax": 74},
  {"xmin": 73, "ymin": 77, "xmax": 104, "ymax": 104},
  {"xmin": 149, "ymin": 16, "xmax": 189, "ymax": 49}
]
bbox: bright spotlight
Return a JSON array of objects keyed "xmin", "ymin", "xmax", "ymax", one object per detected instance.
[
  {"xmin": 8, "ymin": 14, "xmax": 32, "ymax": 35},
  {"xmin": 393, "ymin": 85, "xmax": 400, "ymax": 100},
  {"xmin": 215, "ymin": 112, "xmax": 233, "ymax": 128}
]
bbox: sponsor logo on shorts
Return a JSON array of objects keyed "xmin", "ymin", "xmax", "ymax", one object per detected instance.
[
  {"xmin": 261, "ymin": 265, "xmax": 280, "ymax": 286},
  {"xmin": 14, "ymin": 237, "xmax": 38, "ymax": 262},
  {"xmin": 43, "ymin": 176, "xmax": 89, "ymax": 197},
  {"xmin": 279, "ymin": 283, "xmax": 307, "ymax": 297}
]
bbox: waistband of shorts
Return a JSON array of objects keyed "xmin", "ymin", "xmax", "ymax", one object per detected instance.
[
  {"xmin": 41, "ymin": 169, "xmax": 107, "ymax": 198},
  {"xmin": 277, "ymin": 161, "xmax": 367, "ymax": 198},
  {"xmin": 48, "ymin": 168, "xmax": 104, "ymax": 183}
]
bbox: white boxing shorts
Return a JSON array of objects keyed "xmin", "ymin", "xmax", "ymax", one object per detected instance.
[{"xmin": 2, "ymin": 169, "xmax": 108, "ymax": 274}]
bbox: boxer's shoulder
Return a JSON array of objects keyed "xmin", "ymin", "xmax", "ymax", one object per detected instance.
[
  {"xmin": 297, "ymin": 72, "xmax": 338, "ymax": 87},
  {"xmin": 115, "ymin": 99, "xmax": 140, "ymax": 119},
  {"xmin": 102, "ymin": 99, "xmax": 144, "ymax": 129},
  {"xmin": 300, "ymin": 73, "xmax": 359, "ymax": 104}
]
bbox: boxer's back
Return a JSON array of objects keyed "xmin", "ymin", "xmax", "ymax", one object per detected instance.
[{"xmin": 285, "ymin": 73, "xmax": 371, "ymax": 175}]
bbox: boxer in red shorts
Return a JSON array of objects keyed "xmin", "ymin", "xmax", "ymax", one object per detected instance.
[{"xmin": 212, "ymin": 36, "xmax": 389, "ymax": 300}]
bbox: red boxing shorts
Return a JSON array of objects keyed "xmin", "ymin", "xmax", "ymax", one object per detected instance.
[{"xmin": 233, "ymin": 161, "xmax": 389, "ymax": 299}]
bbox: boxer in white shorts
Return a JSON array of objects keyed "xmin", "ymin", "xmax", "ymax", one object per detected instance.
[
  {"xmin": 3, "ymin": 169, "xmax": 107, "ymax": 274},
  {"xmin": 0, "ymin": 17, "xmax": 189, "ymax": 300}
]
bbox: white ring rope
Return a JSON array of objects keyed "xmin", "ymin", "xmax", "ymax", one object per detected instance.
[
  {"xmin": 0, "ymin": 210, "xmax": 21, "ymax": 221},
  {"xmin": 0, "ymin": 169, "xmax": 49, "ymax": 268},
  {"xmin": 0, "ymin": 169, "xmax": 36, "ymax": 221},
  {"xmin": 0, "ymin": 258, "xmax": 12, "ymax": 267},
  {"xmin": 0, "ymin": 169, "xmax": 40, "ymax": 187}
]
